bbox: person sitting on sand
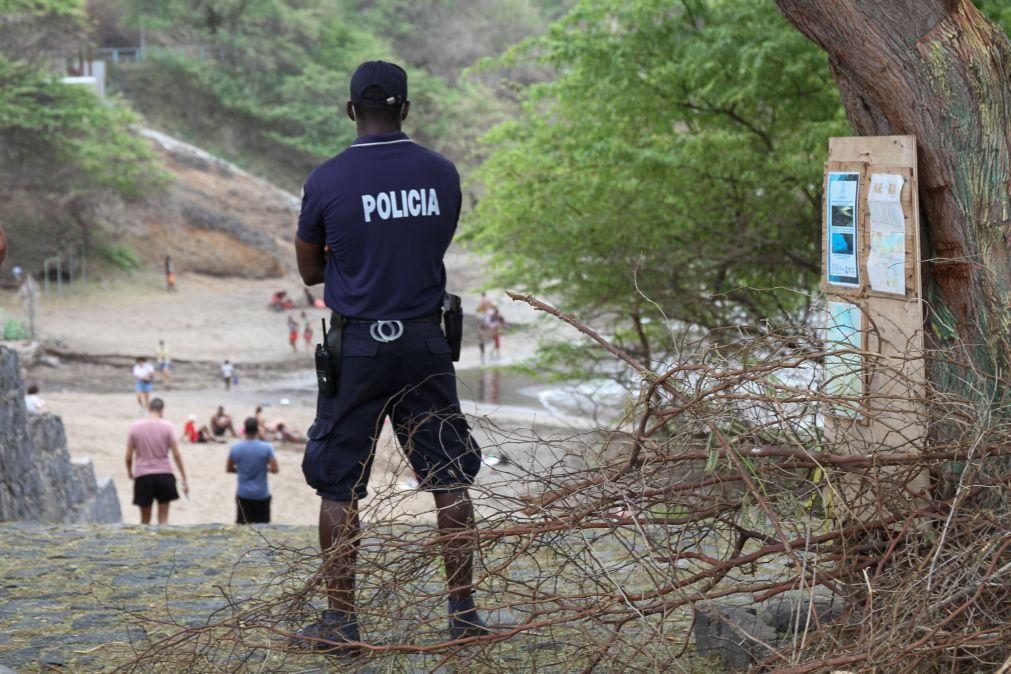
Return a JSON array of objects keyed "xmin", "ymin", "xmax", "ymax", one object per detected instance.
[
  {"xmin": 210, "ymin": 406, "xmax": 238, "ymax": 438},
  {"xmin": 270, "ymin": 290, "xmax": 294, "ymax": 311},
  {"xmin": 260, "ymin": 416, "xmax": 304, "ymax": 443},
  {"xmin": 25, "ymin": 384, "xmax": 46, "ymax": 414},
  {"xmin": 304, "ymin": 287, "xmax": 325, "ymax": 309},
  {"xmin": 254, "ymin": 405, "xmax": 268, "ymax": 439},
  {"xmin": 182, "ymin": 414, "xmax": 213, "ymax": 444},
  {"xmin": 272, "ymin": 420, "xmax": 304, "ymax": 443}
]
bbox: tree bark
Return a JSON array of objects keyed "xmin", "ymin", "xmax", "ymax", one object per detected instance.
[{"xmin": 774, "ymin": 0, "xmax": 1011, "ymax": 385}]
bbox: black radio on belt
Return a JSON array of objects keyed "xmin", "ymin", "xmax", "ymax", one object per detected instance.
[
  {"xmin": 315, "ymin": 317, "xmax": 338, "ymax": 396},
  {"xmin": 442, "ymin": 292, "xmax": 463, "ymax": 362}
]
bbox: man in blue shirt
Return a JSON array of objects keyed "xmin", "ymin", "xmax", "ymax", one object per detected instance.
[
  {"xmin": 293, "ymin": 60, "xmax": 486, "ymax": 653},
  {"xmin": 227, "ymin": 417, "xmax": 279, "ymax": 524}
]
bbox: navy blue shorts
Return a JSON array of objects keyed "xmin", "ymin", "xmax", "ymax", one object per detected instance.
[{"xmin": 302, "ymin": 321, "xmax": 480, "ymax": 501}]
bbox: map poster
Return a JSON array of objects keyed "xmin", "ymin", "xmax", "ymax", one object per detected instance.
[
  {"xmin": 867, "ymin": 173, "xmax": 906, "ymax": 295},
  {"xmin": 824, "ymin": 300, "xmax": 864, "ymax": 418},
  {"xmin": 826, "ymin": 172, "xmax": 860, "ymax": 287}
]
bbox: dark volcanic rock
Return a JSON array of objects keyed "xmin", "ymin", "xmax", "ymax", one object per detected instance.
[{"xmin": 0, "ymin": 346, "xmax": 121, "ymax": 523}]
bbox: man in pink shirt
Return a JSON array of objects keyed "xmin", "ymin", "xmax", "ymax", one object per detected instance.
[{"xmin": 125, "ymin": 398, "xmax": 189, "ymax": 524}]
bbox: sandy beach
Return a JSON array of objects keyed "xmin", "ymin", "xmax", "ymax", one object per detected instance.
[{"xmin": 0, "ymin": 256, "xmax": 585, "ymax": 526}]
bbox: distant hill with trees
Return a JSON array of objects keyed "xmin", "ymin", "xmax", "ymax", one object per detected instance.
[
  {"xmin": 0, "ymin": 0, "xmax": 570, "ymax": 280},
  {"xmin": 93, "ymin": 0, "xmax": 570, "ymax": 191}
]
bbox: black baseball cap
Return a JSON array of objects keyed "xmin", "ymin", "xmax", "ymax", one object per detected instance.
[{"xmin": 349, "ymin": 60, "xmax": 408, "ymax": 107}]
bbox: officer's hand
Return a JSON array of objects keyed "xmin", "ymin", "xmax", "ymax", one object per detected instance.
[{"xmin": 181, "ymin": 480, "xmax": 190, "ymax": 495}]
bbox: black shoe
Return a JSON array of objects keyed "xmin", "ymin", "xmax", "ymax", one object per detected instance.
[
  {"xmin": 448, "ymin": 598, "xmax": 490, "ymax": 640},
  {"xmin": 290, "ymin": 609, "xmax": 361, "ymax": 655}
]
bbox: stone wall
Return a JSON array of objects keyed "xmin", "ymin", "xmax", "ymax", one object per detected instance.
[{"xmin": 0, "ymin": 345, "xmax": 120, "ymax": 523}]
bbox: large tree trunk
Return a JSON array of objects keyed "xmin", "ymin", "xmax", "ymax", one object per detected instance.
[{"xmin": 774, "ymin": 0, "xmax": 1011, "ymax": 389}]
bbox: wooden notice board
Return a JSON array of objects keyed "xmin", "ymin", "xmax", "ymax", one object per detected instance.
[{"xmin": 821, "ymin": 135, "xmax": 929, "ymax": 520}]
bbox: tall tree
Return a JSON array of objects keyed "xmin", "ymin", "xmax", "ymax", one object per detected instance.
[
  {"xmin": 774, "ymin": 0, "xmax": 1011, "ymax": 391},
  {"xmin": 469, "ymin": 0, "xmax": 848, "ymax": 371}
]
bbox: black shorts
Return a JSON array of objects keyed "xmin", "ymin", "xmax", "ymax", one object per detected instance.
[
  {"xmin": 302, "ymin": 321, "xmax": 480, "ymax": 501},
  {"xmin": 236, "ymin": 496, "xmax": 271, "ymax": 524},
  {"xmin": 133, "ymin": 473, "xmax": 179, "ymax": 507}
]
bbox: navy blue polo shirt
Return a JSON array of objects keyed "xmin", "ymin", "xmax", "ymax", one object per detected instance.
[{"xmin": 297, "ymin": 131, "xmax": 462, "ymax": 320}]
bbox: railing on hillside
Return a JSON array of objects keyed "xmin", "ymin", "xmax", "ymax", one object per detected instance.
[
  {"xmin": 40, "ymin": 241, "xmax": 88, "ymax": 297},
  {"xmin": 92, "ymin": 44, "xmax": 221, "ymax": 64}
]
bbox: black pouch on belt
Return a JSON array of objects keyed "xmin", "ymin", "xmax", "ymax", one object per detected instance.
[
  {"xmin": 442, "ymin": 293, "xmax": 463, "ymax": 362},
  {"xmin": 314, "ymin": 314, "xmax": 345, "ymax": 396}
]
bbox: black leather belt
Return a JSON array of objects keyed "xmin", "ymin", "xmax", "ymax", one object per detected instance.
[{"xmin": 344, "ymin": 311, "xmax": 441, "ymax": 325}]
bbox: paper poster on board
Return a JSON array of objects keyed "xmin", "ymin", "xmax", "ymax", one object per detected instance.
[
  {"xmin": 866, "ymin": 173, "xmax": 906, "ymax": 295},
  {"xmin": 824, "ymin": 300, "xmax": 863, "ymax": 417},
  {"xmin": 826, "ymin": 172, "xmax": 860, "ymax": 287}
]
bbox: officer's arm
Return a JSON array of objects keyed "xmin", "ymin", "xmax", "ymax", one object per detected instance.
[
  {"xmin": 267, "ymin": 455, "xmax": 279, "ymax": 474},
  {"xmin": 295, "ymin": 236, "xmax": 326, "ymax": 286},
  {"xmin": 226, "ymin": 457, "xmax": 236, "ymax": 473}
]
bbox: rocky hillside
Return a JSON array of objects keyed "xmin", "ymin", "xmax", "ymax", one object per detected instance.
[
  {"xmin": 0, "ymin": 124, "xmax": 298, "ymax": 285},
  {"xmin": 118, "ymin": 129, "xmax": 299, "ymax": 279}
]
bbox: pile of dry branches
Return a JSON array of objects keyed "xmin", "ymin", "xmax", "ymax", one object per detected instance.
[{"xmin": 120, "ymin": 294, "xmax": 1011, "ymax": 673}]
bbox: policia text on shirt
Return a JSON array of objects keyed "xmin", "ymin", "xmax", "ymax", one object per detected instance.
[{"xmin": 291, "ymin": 60, "xmax": 488, "ymax": 653}]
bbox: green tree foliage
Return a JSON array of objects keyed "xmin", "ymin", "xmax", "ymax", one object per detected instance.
[
  {"xmin": 0, "ymin": 0, "xmax": 162, "ymax": 276},
  {"xmin": 112, "ymin": 0, "xmax": 391, "ymax": 185},
  {"xmin": 468, "ymin": 0, "xmax": 849, "ymax": 364},
  {"xmin": 353, "ymin": 0, "xmax": 551, "ymax": 81},
  {"xmin": 975, "ymin": 0, "xmax": 1011, "ymax": 32},
  {"xmin": 0, "ymin": 0, "xmax": 160, "ymax": 198},
  {"xmin": 0, "ymin": 56, "xmax": 160, "ymax": 198},
  {"xmin": 0, "ymin": 0, "xmax": 86, "ymax": 62},
  {"xmin": 109, "ymin": 0, "xmax": 513, "ymax": 188}
]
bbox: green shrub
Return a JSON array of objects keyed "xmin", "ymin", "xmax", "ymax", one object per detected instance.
[
  {"xmin": 99, "ymin": 243, "xmax": 140, "ymax": 271},
  {"xmin": 0, "ymin": 55, "xmax": 163, "ymax": 199},
  {"xmin": 3, "ymin": 319, "xmax": 29, "ymax": 340}
]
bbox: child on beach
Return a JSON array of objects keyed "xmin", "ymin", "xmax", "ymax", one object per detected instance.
[
  {"xmin": 221, "ymin": 360, "xmax": 235, "ymax": 390},
  {"xmin": 287, "ymin": 316, "xmax": 299, "ymax": 352},
  {"xmin": 303, "ymin": 319, "xmax": 313, "ymax": 351},
  {"xmin": 133, "ymin": 357, "xmax": 155, "ymax": 409}
]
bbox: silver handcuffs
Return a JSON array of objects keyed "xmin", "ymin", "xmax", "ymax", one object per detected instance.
[{"xmin": 369, "ymin": 319, "xmax": 404, "ymax": 343}]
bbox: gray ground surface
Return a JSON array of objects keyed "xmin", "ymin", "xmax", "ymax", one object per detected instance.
[{"xmin": 0, "ymin": 523, "xmax": 724, "ymax": 673}]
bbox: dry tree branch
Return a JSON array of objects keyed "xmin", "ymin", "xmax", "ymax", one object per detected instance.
[{"xmin": 113, "ymin": 292, "xmax": 1010, "ymax": 673}]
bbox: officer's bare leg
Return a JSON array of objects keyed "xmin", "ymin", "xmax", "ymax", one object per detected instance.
[
  {"xmin": 434, "ymin": 489, "xmax": 476, "ymax": 602},
  {"xmin": 139, "ymin": 505, "xmax": 152, "ymax": 525},
  {"xmin": 319, "ymin": 498, "xmax": 360, "ymax": 613}
]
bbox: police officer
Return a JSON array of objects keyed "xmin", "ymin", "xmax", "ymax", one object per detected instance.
[{"xmin": 293, "ymin": 61, "xmax": 486, "ymax": 652}]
